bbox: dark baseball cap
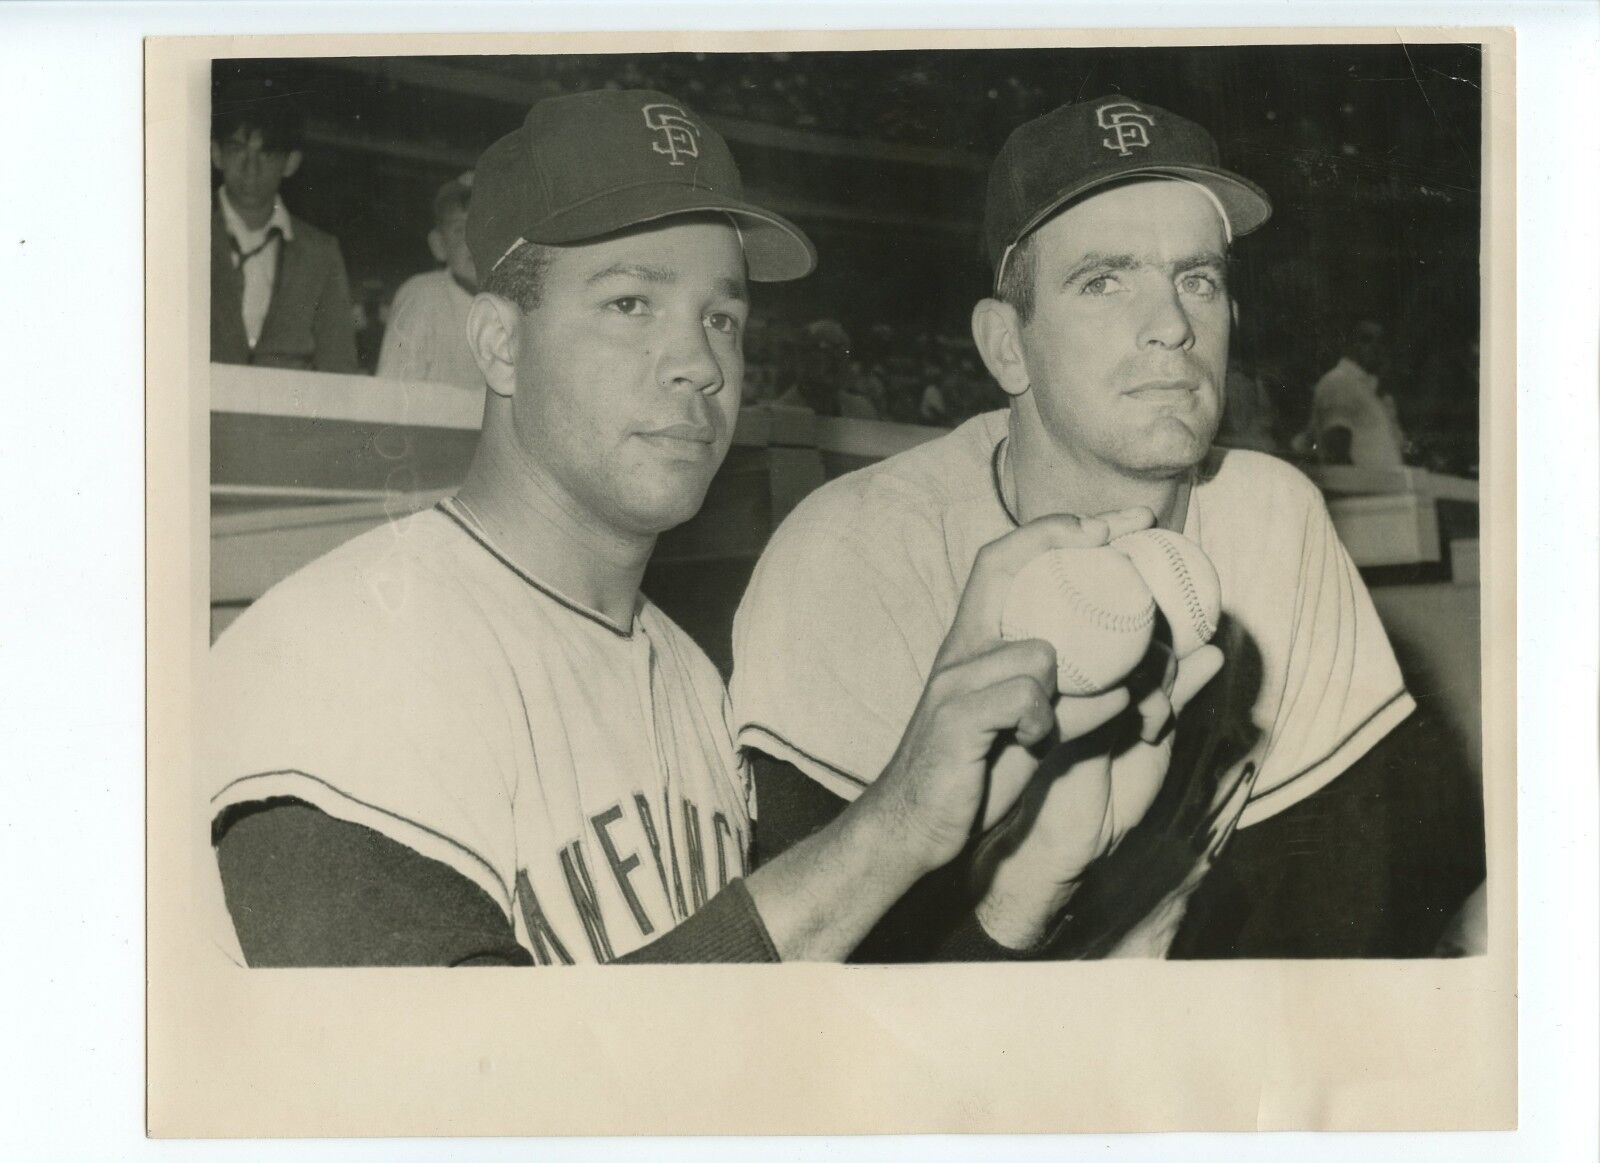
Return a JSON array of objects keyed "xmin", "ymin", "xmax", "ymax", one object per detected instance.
[
  {"xmin": 984, "ymin": 94, "xmax": 1272, "ymax": 283},
  {"xmin": 468, "ymin": 89, "xmax": 816, "ymax": 283}
]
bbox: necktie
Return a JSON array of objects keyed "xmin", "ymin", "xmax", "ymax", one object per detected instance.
[{"xmin": 230, "ymin": 227, "xmax": 282, "ymax": 267}]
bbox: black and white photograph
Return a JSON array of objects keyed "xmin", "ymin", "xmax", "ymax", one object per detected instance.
[
  {"xmin": 141, "ymin": 24, "xmax": 1522, "ymax": 1139},
  {"xmin": 200, "ymin": 41, "xmax": 1489, "ymax": 969}
]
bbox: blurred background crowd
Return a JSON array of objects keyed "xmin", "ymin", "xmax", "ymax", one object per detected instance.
[{"xmin": 213, "ymin": 44, "xmax": 1482, "ymax": 476}]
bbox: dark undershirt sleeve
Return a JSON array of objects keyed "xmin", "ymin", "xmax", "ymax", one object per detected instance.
[
  {"xmin": 214, "ymin": 799, "xmax": 532, "ymax": 967},
  {"xmin": 750, "ymin": 752, "xmax": 1029, "ymax": 962},
  {"xmin": 214, "ymin": 798, "xmax": 779, "ymax": 967},
  {"xmin": 613, "ymin": 879, "xmax": 778, "ymax": 964}
]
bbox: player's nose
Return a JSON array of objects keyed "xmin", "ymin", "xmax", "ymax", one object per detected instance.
[
  {"xmin": 656, "ymin": 319, "xmax": 725, "ymax": 394},
  {"xmin": 1137, "ymin": 287, "xmax": 1196, "ymax": 351}
]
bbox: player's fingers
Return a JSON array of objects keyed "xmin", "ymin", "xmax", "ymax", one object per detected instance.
[
  {"xmin": 957, "ymin": 673, "xmax": 1056, "ymax": 750},
  {"xmin": 933, "ymin": 637, "xmax": 1058, "ymax": 699},
  {"xmin": 1156, "ymin": 638, "xmax": 1179, "ymax": 697},
  {"xmin": 967, "ymin": 515, "xmax": 1113, "ymax": 588},
  {"xmin": 1133, "ymin": 685, "xmax": 1174, "ymax": 745},
  {"xmin": 962, "ymin": 514, "xmax": 1117, "ymax": 601},
  {"xmin": 1054, "ymin": 686, "xmax": 1132, "ymax": 741},
  {"xmin": 1169, "ymin": 644, "xmax": 1224, "ymax": 713},
  {"xmin": 964, "ymin": 677, "xmax": 1062, "ymax": 821},
  {"xmin": 1097, "ymin": 505, "xmax": 1158, "ymax": 541}
]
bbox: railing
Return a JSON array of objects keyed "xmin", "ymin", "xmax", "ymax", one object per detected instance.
[{"xmin": 210, "ymin": 365, "xmax": 1481, "ymax": 621}]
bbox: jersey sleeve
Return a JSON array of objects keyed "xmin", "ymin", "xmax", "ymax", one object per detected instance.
[
  {"xmin": 1235, "ymin": 464, "xmax": 1416, "ymax": 825},
  {"xmin": 204, "ymin": 567, "xmax": 522, "ymax": 933},
  {"xmin": 731, "ymin": 489, "xmax": 951, "ymax": 800}
]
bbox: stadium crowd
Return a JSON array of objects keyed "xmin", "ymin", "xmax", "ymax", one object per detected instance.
[
  {"xmin": 213, "ymin": 60, "xmax": 1480, "ymax": 478},
  {"xmin": 467, "ymin": 52, "xmax": 1074, "ymax": 151}
]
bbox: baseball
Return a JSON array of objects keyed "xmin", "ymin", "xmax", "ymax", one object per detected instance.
[
  {"xmin": 1000, "ymin": 546, "xmax": 1156, "ymax": 696},
  {"xmin": 1110, "ymin": 529, "xmax": 1223, "ymax": 659}
]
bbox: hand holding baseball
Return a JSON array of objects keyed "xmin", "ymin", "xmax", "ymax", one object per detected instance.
[
  {"xmin": 862, "ymin": 508, "xmax": 1157, "ymax": 872},
  {"xmin": 972, "ymin": 523, "xmax": 1227, "ymax": 950},
  {"xmin": 998, "ymin": 526, "xmax": 1222, "ymax": 696}
]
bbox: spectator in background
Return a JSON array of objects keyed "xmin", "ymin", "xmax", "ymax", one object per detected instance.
[
  {"xmin": 377, "ymin": 173, "xmax": 483, "ymax": 389},
  {"xmin": 210, "ymin": 86, "xmax": 358, "ymax": 373},
  {"xmin": 1304, "ymin": 319, "xmax": 1406, "ymax": 467},
  {"xmin": 845, "ymin": 357, "xmax": 889, "ymax": 420},
  {"xmin": 773, "ymin": 319, "xmax": 874, "ymax": 417}
]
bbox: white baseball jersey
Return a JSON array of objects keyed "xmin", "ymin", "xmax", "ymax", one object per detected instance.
[
  {"xmin": 731, "ymin": 409, "xmax": 1414, "ymax": 828},
  {"xmin": 202, "ymin": 500, "xmax": 752, "ymax": 966},
  {"xmin": 376, "ymin": 269, "xmax": 482, "ymax": 390}
]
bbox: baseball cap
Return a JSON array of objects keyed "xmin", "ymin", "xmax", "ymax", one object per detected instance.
[
  {"xmin": 984, "ymin": 95, "xmax": 1272, "ymax": 285},
  {"xmin": 468, "ymin": 89, "xmax": 816, "ymax": 283}
]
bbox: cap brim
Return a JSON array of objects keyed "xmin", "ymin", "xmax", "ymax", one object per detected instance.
[
  {"xmin": 1014, "ymin": 163, "xmax": 1273, "ymax": 245},
  {"xmin": 525, "ymin": 182, "xmax": 817, "ymax": 282}
]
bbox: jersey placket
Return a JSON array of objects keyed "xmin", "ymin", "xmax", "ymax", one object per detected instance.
[{"xmin": 633, "ymin": 625, "xmax": 692, "ymax": 925}]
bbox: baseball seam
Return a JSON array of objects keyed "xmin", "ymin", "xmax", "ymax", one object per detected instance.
[
  {"xmin": 1056, "ymin": 654, "xmax": 1099, "ymax": 696},
  {"xmin": 1048, "ymin": 553, "xmax": 1155, "ymax": 633},
  {"xmin": 1148, "ymin": 532, "xmax": 1215, "ymax": 640}
]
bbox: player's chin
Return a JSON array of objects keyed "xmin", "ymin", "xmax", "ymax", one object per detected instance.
[
  {"xmin": 621, "ymin": 476, "xmax": 717, "ymax": 535},
  {"xmin": 1125, "ymin": 421, "xmax": 1214, "ymax": 473}
]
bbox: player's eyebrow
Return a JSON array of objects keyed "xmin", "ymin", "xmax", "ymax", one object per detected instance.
[
  {"xmin": 585, "ymin": 265, "xmax": 748, "ymax": 302},
  {"xmin": 586, "ymin": 262, "xmax": 677, "ymax": 286},
  {"xmin": 1061, "ymin": 252, "xmax": 1139, "ymax": 284},
  {"xmin": 1172, "ymin": 250, "xmax": 1229, "ymax": 273},
  {"xmin": 1061, "ymin": 249, "xmax": 1230, "ymax": 284}
]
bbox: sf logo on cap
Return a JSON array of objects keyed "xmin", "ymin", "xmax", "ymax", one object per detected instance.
[
  {"xmin": 1096, "ymin": 102, "xmax": 1156, "ymax": 157},
  {"xmin": 643, "ymin": 103, "xmax": 700, "ymax": 166}
]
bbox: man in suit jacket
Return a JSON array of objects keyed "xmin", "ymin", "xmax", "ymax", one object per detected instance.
[{"xmin": 210, "ymin": 96, "xmax": 358, "ymax": 373}]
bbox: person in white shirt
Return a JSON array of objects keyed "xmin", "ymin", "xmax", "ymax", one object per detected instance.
[
  {"xmin": 377, "ymin": 174, "xmax": 484, "ymax": 389},
  {"xmin": 1306, "ymin": 319, "xmax": 1406, "ymax": 467}
]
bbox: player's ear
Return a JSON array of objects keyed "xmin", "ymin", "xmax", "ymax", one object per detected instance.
[
  {"xmin": 1231, "ymin": 299, "xmax": 1240, "ymax": 330},
  {"xmin": 972, "ymin": 297, "xmax": 1030, "ymax": 399},
  {"xmin": 468, "ymin": 293, "xmax": 521, "ymax": 399},
  {"xmin": 427, "ymin": 228, "xmax": 447, "ymax": 264},
  {"xmin": 282, "ymin": 150, "xmax": 303, "ymax": 180},
  {"xmin": 209, "ymin": 141, "xmax": 224, "ymax": 172}
]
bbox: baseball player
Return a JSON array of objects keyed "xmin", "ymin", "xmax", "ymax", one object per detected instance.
[
  {"xmin": 731, "ymin": 95, "xmax": 1485, "ymax": 958},
  {"xmin": 201, "ymin": 90, "xmax": 1151, "ymax": 967}
]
